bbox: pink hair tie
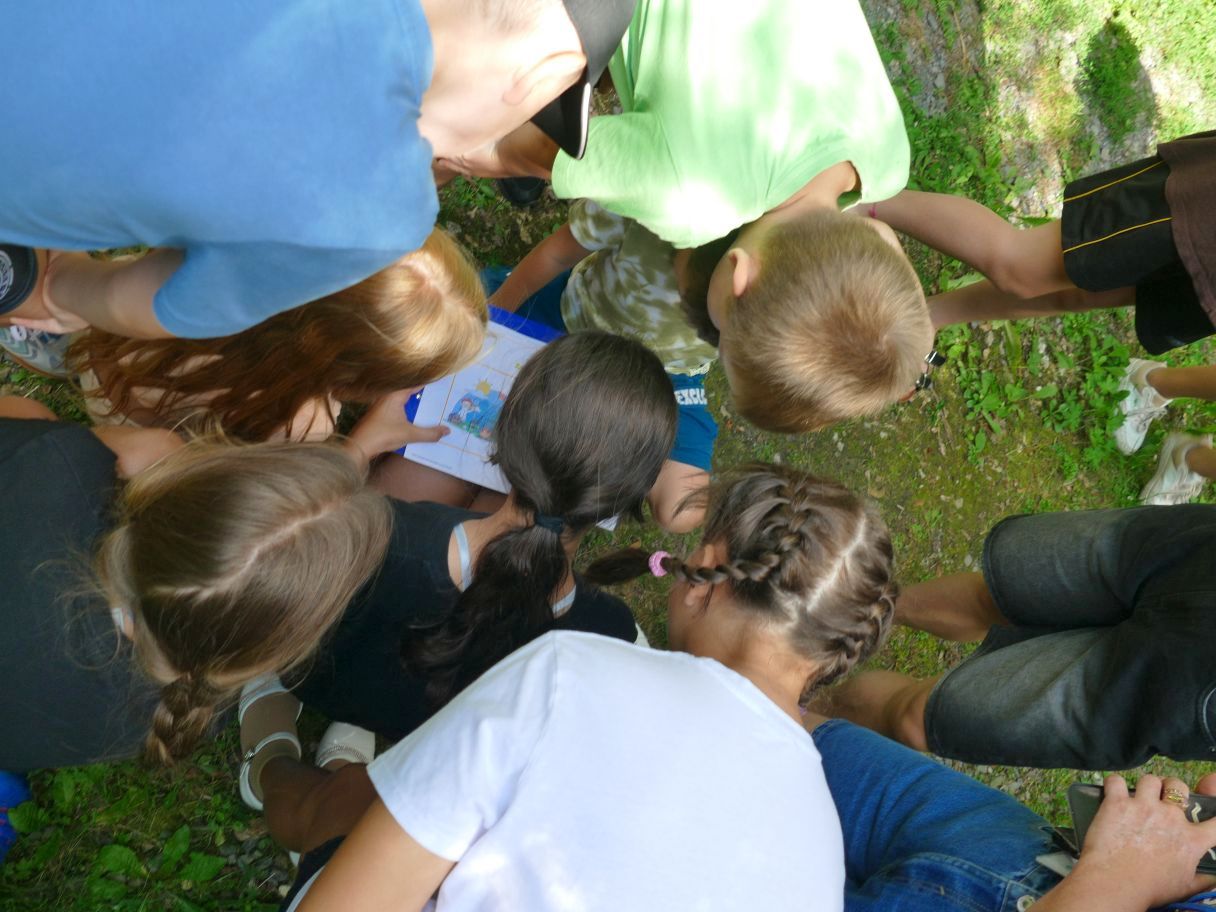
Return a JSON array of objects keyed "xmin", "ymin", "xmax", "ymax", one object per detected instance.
[
  {"xmin": 868, "ymin": 203, "xmax": 878, "ymax": 219},
  {"xmin": 648, "ymin": 551, "xmax": 670, "ymax": 577}
]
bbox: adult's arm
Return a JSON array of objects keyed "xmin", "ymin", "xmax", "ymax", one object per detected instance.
[
  {"xmin": 296, "ymin": 799, "xmax": 454, "ymax": 912},
  {"xmin": 1034, "ymin": 774, "xmax": 1216, "ymax": 912},
  {"xmin": 14, "ymin": 250, "xmax": 182, "ymax": 339},
  {"xmin": 438, "ymin": 122, "xmax": 559, "ymax": 181}
]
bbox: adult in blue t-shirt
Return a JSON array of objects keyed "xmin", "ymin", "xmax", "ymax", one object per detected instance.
[{"xmin": 0, "ymin": 0, "xmax": 634, "ymax": 339}]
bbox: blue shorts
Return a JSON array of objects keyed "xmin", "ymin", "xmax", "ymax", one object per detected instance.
[
  {"xmin": 812, "ymin": 719, "xmax": 1061, "ymax": 912},
  {"xmin": 481, "ymin": 266, "xmax": 717, "ymax": 472}
]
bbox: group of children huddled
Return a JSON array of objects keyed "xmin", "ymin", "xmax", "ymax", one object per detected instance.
[{"xmin": 2, "ymin": 1, "xmax": 1216, "ymax": 910}]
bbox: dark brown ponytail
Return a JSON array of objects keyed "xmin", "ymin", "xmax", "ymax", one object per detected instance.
[{"xmin": 402, "ymin": 332, "xmax": 677, "ymax": 708}]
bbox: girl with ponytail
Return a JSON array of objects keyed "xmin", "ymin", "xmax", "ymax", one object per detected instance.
[{"xmin": 283, "ymin": 330, "xmax": 678, "ymax": 738}]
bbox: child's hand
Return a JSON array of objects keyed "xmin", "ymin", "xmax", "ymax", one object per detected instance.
[
  {"xmin": 486, "ymin": 288, "xmax": 523, "ymax": 314},
  {"xmin": 347, "ymin": 389, "xmax": 449, "ymax": 466}
]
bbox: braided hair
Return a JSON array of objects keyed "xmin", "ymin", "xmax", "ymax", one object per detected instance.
[
  {"xmin": 585, "ymin": 464, "xmax": 896, "ymax": 703},
  {"xmin": 144, "ymin": 673, "xmax": 224, "ymax": 766},
  {"xmin": 95, "ymin": 439, "xmax": 394, "ymax": 765}
]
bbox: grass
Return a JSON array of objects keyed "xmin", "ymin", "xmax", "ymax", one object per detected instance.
[
  {"xmin": 4, "ymin": 0, "xmax": 1216, "ymax": 907},
  {"xmin": 1078, "ymin": 17, "xmax": 1157, "ymax": 143}
]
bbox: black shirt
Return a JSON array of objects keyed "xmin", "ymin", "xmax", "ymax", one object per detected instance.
[
  {"xmin": 0, "ymin": 419, "xmax": 158, "ymax": 771},
  {"xmin": 293, "ymin": 500, "xmax": 639, "ymax": 740}
]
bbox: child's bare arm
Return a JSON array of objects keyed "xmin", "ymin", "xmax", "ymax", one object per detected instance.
[
  {"xmin": 297, "ymin": 799, "xmax": 454, "ymax": 912},
  {"xmin": 870, "ymin": 190, "xmax": 1072, "ymax": 299},
  {"xmin": 0, "ymin": 395, "xmax": 57, "ymax": 421},
  {"xmin": 489, "ymin": 224, "xmax": 592, "ymax": 313},
  {"xmin": 0, "ymin": 396, "xmax": 182, "ymax": 478},
  {"xmin": 90, "ymin": 426, "xmax": 185, "ymax": 478},
  {"xmin": 343, "ymin": 389, "xmax": 449, "ymax": 472},
  {"xmin": 647, "ymin": 460, "xmax": 708, "ymax": 534},
  {"xmin": 929, "ymin": 280, "xmax": 1131, "ymax": 329}
]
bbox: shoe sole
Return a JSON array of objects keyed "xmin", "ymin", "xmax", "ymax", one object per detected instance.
[{"xmin": 0, "ymin": 347, "xmax": 71, "ymax": 380}]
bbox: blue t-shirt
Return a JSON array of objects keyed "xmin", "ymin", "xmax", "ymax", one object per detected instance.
[{"xmin": 1, "ymin": 0, "xmax": 437, "ymax": 337}]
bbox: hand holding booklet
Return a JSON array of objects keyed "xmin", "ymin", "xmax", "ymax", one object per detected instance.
[{"xmin": 399, "ymin": 306, "xmax": 561, "ymax": 493}]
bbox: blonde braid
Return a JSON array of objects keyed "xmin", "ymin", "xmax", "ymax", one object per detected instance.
[{"xmin": 144, "ymin": 672, "xmax": 224, "ymax": 766}]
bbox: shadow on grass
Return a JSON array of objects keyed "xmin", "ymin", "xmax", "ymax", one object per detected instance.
[{"xmin": 1076, "ymin": 16, "xmax": 1157, "ymax": 146}]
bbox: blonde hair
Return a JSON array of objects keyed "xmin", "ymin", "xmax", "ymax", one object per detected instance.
[
  {"xmin": 586, "ymin": 464, "xmax": 896, "ymax": 703},
  {"xmin": 70, "ymin": 229, "xmax": 487, "ymax": 441},
  {"xmin": 722, "ymin": 210, "xmax": 931, "ymax": 433},
  {"xmin": 95, "ymin": 439, "xmax": 393, "ymax": 765}
]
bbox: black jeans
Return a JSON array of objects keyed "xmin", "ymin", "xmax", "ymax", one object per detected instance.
[{"xmin": 927, "ymin": 505, "xmax": 1216, "ymax": 769}]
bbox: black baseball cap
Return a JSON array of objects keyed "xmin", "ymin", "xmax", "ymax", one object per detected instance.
[{"xmin": 531, "ymin": 0, "xmax": 637, "ymax": 160}]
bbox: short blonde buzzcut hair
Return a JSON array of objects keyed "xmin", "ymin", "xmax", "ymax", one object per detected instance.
[{"xmin": 721, "ymin": 209, "xmax": 931, "ymax": 434}]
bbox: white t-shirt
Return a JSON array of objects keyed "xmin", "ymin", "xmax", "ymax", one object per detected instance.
[{"xmin": 292, "ymin": 631, "xmax": 845, "ymax": 911}]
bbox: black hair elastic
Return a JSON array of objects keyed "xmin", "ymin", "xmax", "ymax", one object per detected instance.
[{"xmin": 534, "ymin": 514, "xmax": 564, "ymax": 534}]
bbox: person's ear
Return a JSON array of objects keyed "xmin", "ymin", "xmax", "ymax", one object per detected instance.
[
  {"xmin": 727, "ymin": 248, "xmax": 759, "ymax": 300},
  {"xmin": 700, "ymin": 540, "xmax": 729, "ymax": 568},
  {"xmin": 504, "ymin": 52, "xmax": 587, "ymax": 110},
  {"xmin": 683, "ymin": 541, "xmax": 729, "ymax": 605}
]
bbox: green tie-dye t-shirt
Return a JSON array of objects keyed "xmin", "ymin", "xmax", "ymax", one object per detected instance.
[{"xmin": 561, "ymin": 199, "xmax": 717, "ymax": 376}]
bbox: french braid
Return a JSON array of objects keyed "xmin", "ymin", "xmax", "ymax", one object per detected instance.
[
  {"xmin": 93, "ymin": 439, "xmax": 394, "ymax": 766},
  {"xmin": 586, "ymin": 463, "xmax": 896, "ymax": 701},
  {"xmin": 144, "ymin": 673, "xmax": 223, "ymax": 766}
]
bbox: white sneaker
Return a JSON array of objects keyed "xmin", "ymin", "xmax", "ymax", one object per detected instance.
[
  {"xmin": 1114, "ymin": 358, "xmax": 1171, "ymax": 455},
  {"xmin": 1140, "ymin": 432, "xmax": 1212, "ymax": 505}
]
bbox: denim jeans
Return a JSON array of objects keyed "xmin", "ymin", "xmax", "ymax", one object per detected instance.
[
  {"xmin": 811, "ymin": 720, "xmax": 1062, "ymax": 912},
  {"xmin": 927, "ymin": 506, "xmax": 1216, "ymax": 770}
]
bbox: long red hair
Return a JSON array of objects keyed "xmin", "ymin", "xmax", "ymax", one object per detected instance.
[{"xmin": 70, "ymin": 230, "xmax": 487, "ymax": 441}]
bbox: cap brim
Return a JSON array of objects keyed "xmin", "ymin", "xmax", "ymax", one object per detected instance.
[
  {"xmin": 531, "ymin": 74, "xmax": 593, "ymax": 160},
  {"xmin": 531, "ymin": 0, "xmax": 636, "ymax": 160}
]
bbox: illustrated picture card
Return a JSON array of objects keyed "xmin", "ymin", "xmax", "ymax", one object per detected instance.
[{"xmin": 400, "ymin": 307, "xmax": 561, "ymax": 493}]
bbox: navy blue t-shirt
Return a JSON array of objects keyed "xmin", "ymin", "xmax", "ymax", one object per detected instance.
[
  {"xmin": 294, "ymin": 500, "xmax": 641, "ymax": 741},
  {"xmin": 1, "ymin": 0, "xmax": 437, "ymax": 337},
  {"xmin": 0, "ymin": 420, "xmax": 160, "ymax": 771}
]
